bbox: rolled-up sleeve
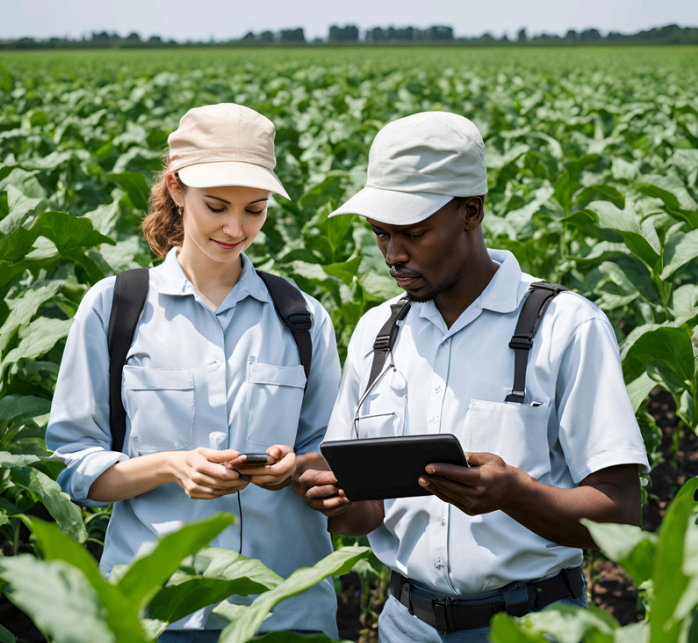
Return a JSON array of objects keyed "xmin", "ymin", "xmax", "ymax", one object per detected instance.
[
  {"xmin": 293, "ymin": 300, "xmax": 341, "ymax": 455},
  {"xmin": 46, "ymin": 277, "xmax": 129, "ymax": 507}
]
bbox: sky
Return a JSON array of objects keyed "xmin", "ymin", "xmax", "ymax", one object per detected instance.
[{"xmin": 3, "ymin": 0, "xmax": 698, "ymax": 41}]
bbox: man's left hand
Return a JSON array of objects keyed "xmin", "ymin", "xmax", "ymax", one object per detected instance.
[{"xmin": 419, "ymin": 451, "xmax": 524, "ymax": 515}]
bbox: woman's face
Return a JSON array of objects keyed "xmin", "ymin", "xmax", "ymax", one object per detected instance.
[{"xmin": 171, "ymin": 178, "xmax": 271, "ymax": 266}]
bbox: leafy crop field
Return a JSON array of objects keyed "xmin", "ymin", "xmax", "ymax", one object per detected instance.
[{"xmin": 0, "ymin": 45, "xmax": 697, "ymax": 642}]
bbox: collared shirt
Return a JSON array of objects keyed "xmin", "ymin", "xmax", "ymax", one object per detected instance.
[
  {"xmin": 324, "ymin": 248, "xmax": 650, "ymax": 595},
  {"xmin": 46, "ymin": 248, "xmax": 341, "ymax": 635}
]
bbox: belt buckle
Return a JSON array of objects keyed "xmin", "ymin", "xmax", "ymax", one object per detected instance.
[
  {"xmin": 502, "ymin": 582, "xmax": 530, "ymax": 618},
  {"xmin": 432, "ymin": 596, "xmax": 456, "ymax": 633}
]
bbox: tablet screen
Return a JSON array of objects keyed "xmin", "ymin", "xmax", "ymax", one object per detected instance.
[{"xmin": 320, "ymin": 433, "xmax": 467, "ymax": 501}]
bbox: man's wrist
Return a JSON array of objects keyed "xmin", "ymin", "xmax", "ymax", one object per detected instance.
[{"xmin": 500, "ymin": 464, "xmax": 536, "ymax": 513}]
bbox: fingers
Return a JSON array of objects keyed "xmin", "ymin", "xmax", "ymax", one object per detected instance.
[
  {"xmin": 461, "ymin": 452, "xmax": 494, "ymax": 467},
  {"xmin": 425, "ymin": 462, "xmax": 479, "ymax": 484},
  {"xmin": 267, "ymin": 444, "xmax": 293, "ymax": 461},
  {"xmin": 235, "ymin": 451, "xmax": 296, "ymax": 478},
  {"xmin": 198, "ymin": 448, "xmax": 241, "ymax": 464},
  {"xmin": 180, "ymin": 478, "xmax": 249, "ymax": 500}
]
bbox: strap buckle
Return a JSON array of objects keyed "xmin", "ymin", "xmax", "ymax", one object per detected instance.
[
  {"xmin": 509, "ymin": 335, "xmax": 533, "ymax": 350},
  {"xmin": 432, "ymin": 596, "xmax": 456, "ymax": 633},
  {"xmin": 530, "ymin": 281, "xmax": 566, "ymax": 295},
  {"xmin": 286, "ymin": 312, "xmax": 312, "ymax": 332},
  {"xmin": 502, "ymin": 582, "xmax": 530, "ymax": 618},
  {"xmin": 373, "ymin": 335, "xmax": 391, "ymax": 351}
]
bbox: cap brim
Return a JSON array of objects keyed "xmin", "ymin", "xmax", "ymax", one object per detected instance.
[
  {"xmin": 178, "ymin": 161, "xmax": 290, "ymax": 200},
  {"xmin": 329, "ymin": 187, "xmax": 452, "ymax": 225}
]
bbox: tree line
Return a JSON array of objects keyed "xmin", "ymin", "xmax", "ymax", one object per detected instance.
[{"xmin": 1, "ymin": 23, "xmax": 697, "ymax": 50}]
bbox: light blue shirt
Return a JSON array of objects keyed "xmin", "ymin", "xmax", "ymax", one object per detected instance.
[{"xmin": 46, "ymin": 248, "xmax": 341, "ymax": 635}]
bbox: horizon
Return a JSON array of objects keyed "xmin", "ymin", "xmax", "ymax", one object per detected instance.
[{"xmin": 3, "ymin": 0, "xmax": 698, "ymax": 42}]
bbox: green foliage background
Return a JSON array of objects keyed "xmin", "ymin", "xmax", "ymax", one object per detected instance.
[{"xmin": 0, "ymin": 45, "xmax": 697, "ymax": 642}]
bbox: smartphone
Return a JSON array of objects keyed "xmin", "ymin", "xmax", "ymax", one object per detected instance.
[{"xmin": 236, "ymin": 453, "xmax": 276, "ymax": 466}]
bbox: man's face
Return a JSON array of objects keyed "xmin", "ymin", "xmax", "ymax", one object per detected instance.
[{"xmin": 366, "ymin": 199, "xmax": 473, "ymax": 303}]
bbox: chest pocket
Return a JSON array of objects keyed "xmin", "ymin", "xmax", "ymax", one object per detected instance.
[
  {"xmin": 355, "ymin": 367, "xmax": 407, "ymax": 439},
  {"xmin": 246, "ymin": 361, "xmax": 306, "ymax": 446},
  {"xmin": 122, "ymin": 366, "xmax": 195, "ymax": 455},
  {"xmin": 462, "ymin": 399, "xmax": 551, "ymax": 480}
]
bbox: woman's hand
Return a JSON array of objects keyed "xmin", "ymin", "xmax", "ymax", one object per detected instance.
[
  {"xmin": 228, "ymin": 445, "xmax": 296, "ymax": 491},
  {"xmin": 170, "ymin": 448, "xmax": 249, "ymax": 500}
]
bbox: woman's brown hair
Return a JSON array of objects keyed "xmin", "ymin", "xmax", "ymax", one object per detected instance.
[{"xmin": 142, "ymin": 154, "xmax": 185, "ymax": 257}]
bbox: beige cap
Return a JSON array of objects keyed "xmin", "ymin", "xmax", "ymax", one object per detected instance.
[
  {"xmin": 168, "ymin": 103, "xmax": 290, "ymax": 199},
  {"xmin": 330, "ymin": 111, "xmax": 487, "ymax": 225}
]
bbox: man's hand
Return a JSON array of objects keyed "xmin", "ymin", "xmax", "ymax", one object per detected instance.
[
  {"xmin": 227, "ymin": 445, "xmax": 296, "ymax": 490},
  {"xmin": 293, "ymin": 467, "xmax": 353, "ymax": 516},
  {"xmin": 420, "ymin": 451, "xmax": 641, "ymax": 550},
  {"xmin": 419, "ymin": 452, "xmax": 522, "ymax": 515},
  {"xmin": 171, "ymin": 448, "xmax": 249, "ymax": 500}
]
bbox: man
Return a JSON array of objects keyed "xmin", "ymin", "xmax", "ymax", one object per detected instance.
[{"xmin": 292, "ymin": 112, "xmax": 650, "ymax": 642}]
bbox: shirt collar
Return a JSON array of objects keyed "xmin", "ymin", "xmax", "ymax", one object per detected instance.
[
  {"xmin": 415, "ymin": 248, "xmax": 530, "ymax": 331},
  {"xmin": 155, "ymin": 247, "xmax": 270, "ymax": 306},
  {"xmin": 477, "ymin": 248, "xmax": 529, "ymax": 314}
]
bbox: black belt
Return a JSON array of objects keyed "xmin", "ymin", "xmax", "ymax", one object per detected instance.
[{"xmin": 389, "ymin": 566, "xmax": 584, "ymax": 633}]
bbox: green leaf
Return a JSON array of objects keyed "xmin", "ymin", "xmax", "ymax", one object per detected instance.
[
  {"xmin": 0, "ymin": 395, "xmax": 52, "ymax": 427},
  {"xmin": 580, "ymin": 520, "xmax": 658, "ymax": 587},
  {"xmin": 118, "ymin": 513, "xmax": 236, "ymax": 610},
  {"xmin": 11, "ymin": 469, "xmax": 87, "ymax": 542},
  {"xmin": 147, "ymin": 547, "xmax": 282, "ymax": 625},
  {"xmin": 0, "ymin": 555, "xmax": 118, "ymax": 643},
  {"xmin": 322, "ymin": 256, "xmax": 361, "ymax": 286},
  {"xmin": 661, "ymin": 228, "xmax": 698, "ymax": 280},
  {"xmin": 581, "ymin": 201, "xmax": 660, "ymax": 269},
  {"xmin": 0, "ymin": 317, "xmax": 72, "ymax": 377},
  {"xmin": 0, "ymin": 279, "xmax": 64, "ymax": 355},
  {"xmin": 218, "ymin": 546, "xmax": 371, "ymax": 643},
  {"xmin": 622, "ymin": 326, "xmax": 695, "ymax": 392},
  {"xmin": 651, "ymin": 478, "xmax": 698, "ymax": 641},
  {"xmin": 626, "ymin": 373, "xmax": 657, "ymax": 413},
  {"xmin": 0, "ymin": 209, "xmax": 114, "ymax": 264},
  {"xmin": 0, "ymin": 451, "xmax": 41, "ymax": 468},
  {"xmin": 0, "ymin": 622, "xmax": 15, "ymax": 643},
  {"xmin": 612, "ymin": 621, "xmax": 649, "ymax": 643},
  {"xmin": 0, "ymin": 185, "xmax": 47, "ymax": 236},
  {"xmin": 106, "ymin": 171, "xmax": 150, "ymax": 211},
  {"xmin": 493, "ymin": 603, "xmax": 618, "ymax": 643},
  {"xmin": 22, "ymin": 516, "xmax": 157, "ymax": 641},
  {"xmin": 574, "ymin": 184, "xmax": 626, "ymax": 210},
  {"xmin": 678, "ymin": 390, "xmax": 695, "ymax": 428}
]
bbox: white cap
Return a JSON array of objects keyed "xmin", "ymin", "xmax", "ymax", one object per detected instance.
[
  {"xmin": 168, "ymin": 103, "xmax": 290, "ymax": 200},
  {"xmin": 330, "ymin": 111, "xmax": 487, "ymax": 225}
]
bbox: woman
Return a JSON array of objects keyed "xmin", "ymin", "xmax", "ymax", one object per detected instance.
[{"xmin": 46, "ymin": 103, "xmax": 341, "ymax": 641}]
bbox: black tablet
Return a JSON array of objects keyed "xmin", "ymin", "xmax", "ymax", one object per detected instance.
[{"xmin": 319, "ymin": 433, "xmax": 468, "ymax": 501}]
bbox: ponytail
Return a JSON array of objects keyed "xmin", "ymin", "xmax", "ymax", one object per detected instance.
[{"xmin": 142, "ymin": 155, "xmax": 185, "ymax": 257}]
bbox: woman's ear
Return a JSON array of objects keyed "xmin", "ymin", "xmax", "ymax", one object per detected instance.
[
  {"xmin": 458, "ymin": 196, "xmax": 485, "ymax": 231},
  {"xmin": 165, "ymin": 171, "xmax": 183, "ymax": 206}
]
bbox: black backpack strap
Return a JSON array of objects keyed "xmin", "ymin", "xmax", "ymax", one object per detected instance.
[
  {"xmin": 364, "ymin": 298, "xmax": 411, "ymax": 396},
  {"xmin": 256, "ymin": 271, "xmax": 312, "ymax": 387},
  {"xmin": 504, "ymin": 281, "xmax": 569, "ymax": 404},
  {"xmin": 107, "ymin": 268, "xmax": 149, "ymax": 453}
]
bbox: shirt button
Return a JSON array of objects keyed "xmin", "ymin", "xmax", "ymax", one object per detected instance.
[
  {"xmin": 435, "ymin": 385, "xmax": 442, "ymax": 393},
  {"xmin": 434, "ymin": 559, "xmax": 443, "ymax": 570},
  {"xmin": 430, "ymin": 415, "xmax": 440, "ymax": 423},
  {"xmin": 441, "ymin": 518, "xmax": 446, "ymax": 526}
]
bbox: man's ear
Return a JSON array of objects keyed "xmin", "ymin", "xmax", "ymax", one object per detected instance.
[{"xmin": 458, "ymin": 196, "xmax": 485, "ymax": 231}]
